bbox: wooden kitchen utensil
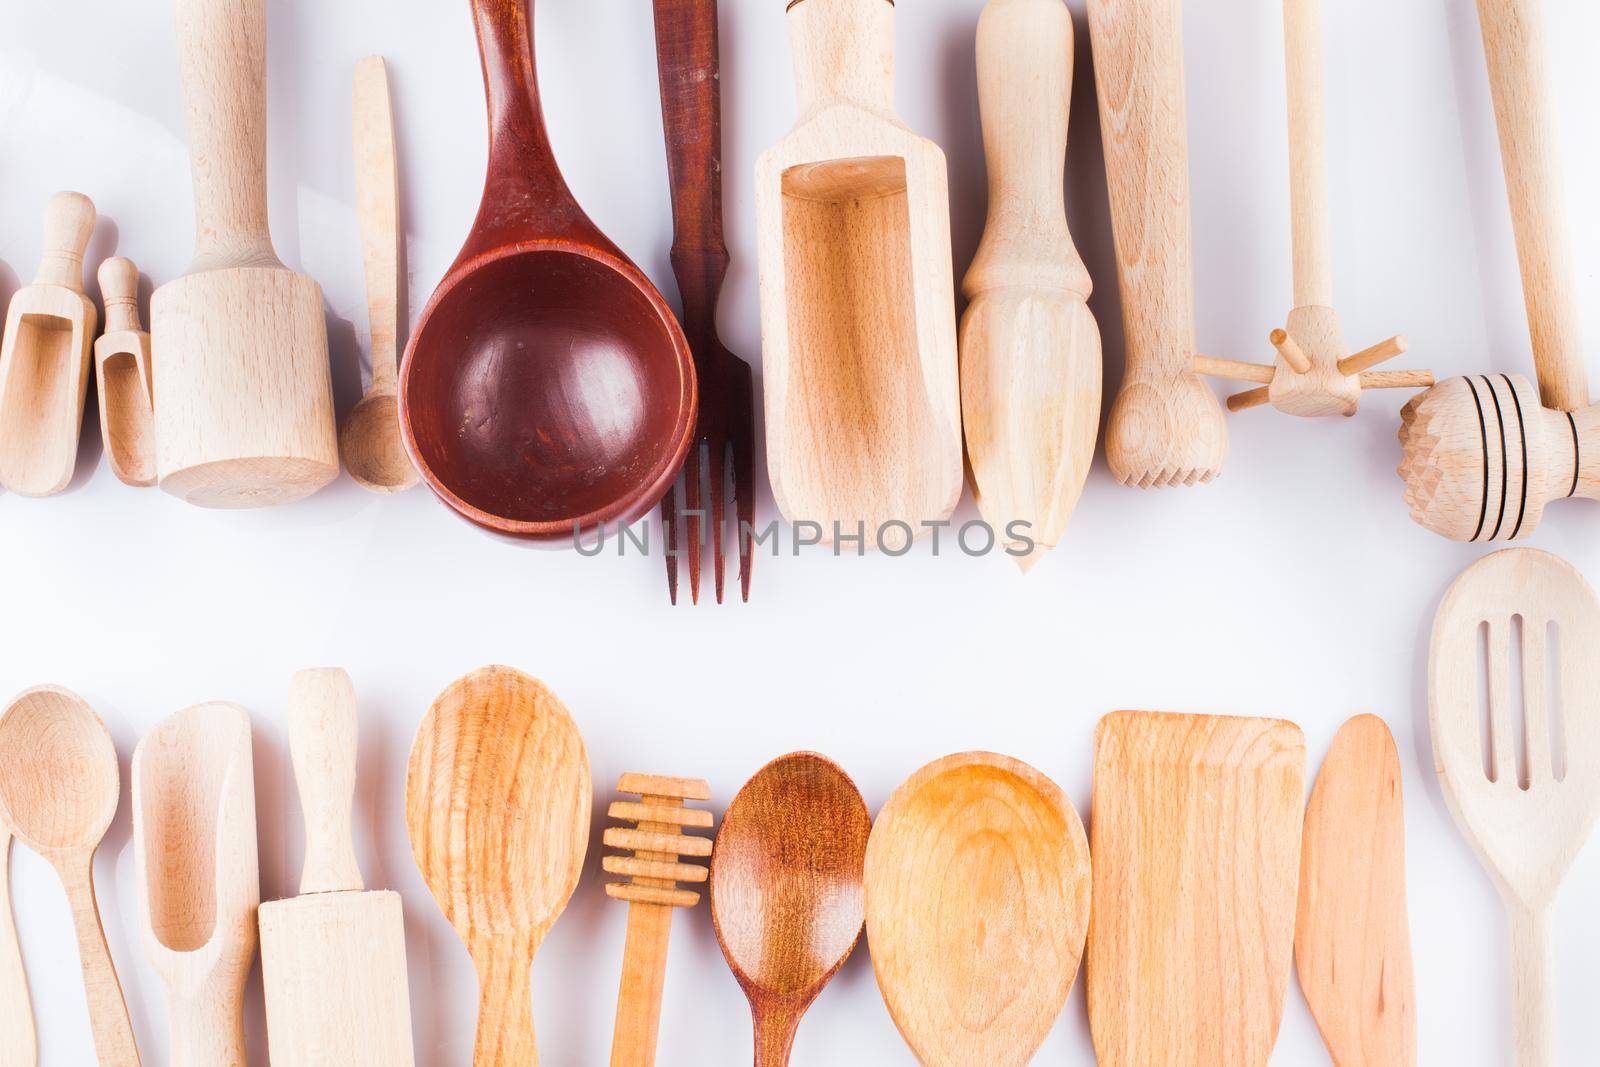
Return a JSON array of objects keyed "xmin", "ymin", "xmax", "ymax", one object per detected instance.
[
  {"xmin": 406, "ymin": 665, "xmax": 591, "ymax": 1066},
  {"xmin": 1430, "ymin": 548, "xmax": 1600, "ymax": 1065},
  {"xmin": 153, "ymin": 0, "xmax": 338, "ymax": 508},
  {"xmin": 94, "ymin": 258, "xmax": 156, "ymax": 487},
  {"xmin": 603, "ymin": 773, "xmax": 713, "ymax": 1067},
  {"xmin": 132, "ymin": 703, "xmax": 259, "ymax": 1067},
  {"xmin": 1086, "ymin": 0, "xmax": 1226, "ymax": 488},
  {"xmin": 653, "ymin": 0, "xmax": 756, "ymax": 603},
  {"xmin": 0, "ymin": 806, "xmax": 35, "ymax": 1067},
  {"xmin": 341, "ymin": 56, "xmax": 417, "ymax": 495},
  {"xmin": 0, "ymin": 191, "xmax": 97, "ymax": 497},
  {"xmin": 1194, "ymin": 0, "xmax": 1429, "ymax": 416},
  {"xmin": 1296, "ymin": 714, "xmax": 1416, "ymax": 1066},
  {"xmin": 864, "ymin": 752, "xmax": 1091, "ymax": 1066},
  {"xmin": 259, "ymin": 669, "xmax": 415, "ymax": 1067},
  {"xmin": 1088, "ymin": 710, "xmax": 1305, "ymax": 1066},
  {"xmin": 961, "ymin": 0, "xmax": 1100, "ymax": 570},
  {"xmin": 755, "ymin": 0, "xmax": 962, "ymax": 543},
  {"xmin": 400, "ymin": 0, "xmax": 696, "ymax": 543},
  {"xmin": 0, "ymin": 687, "xmax": 138, "ymax": 1066},
  {"xmin": 710, "ymin": 752, "xmax": 870, "ymax": 1065}
]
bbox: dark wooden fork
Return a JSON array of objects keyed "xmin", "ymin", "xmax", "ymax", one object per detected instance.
[{"xmin": 653, "ymin": 0, "xmax": 756, "ymax": 604}]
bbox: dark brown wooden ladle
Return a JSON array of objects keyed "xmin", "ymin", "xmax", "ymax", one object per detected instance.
[{"xmin": 400, "ymin": 0, "xmax": 697, "ymax": 541}]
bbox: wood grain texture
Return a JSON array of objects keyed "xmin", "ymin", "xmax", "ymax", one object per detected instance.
[
  {"xmin": 864, "ymin": 752, "xmax": 1090, "ymax": 1066},
  {"xmin": 406, "ymin": 665, "xmax": 591, "ymax": 1067},
  {"xmin": 287, "ymin": 668, "xmax": 363, "ymax": 896},
  {"xmin": 0, "ymin": 820, "xmax": 35, "ymax": 1067},
  {"xmin": 94, "ymin": 257, "xmax": 156, "ymax": 488},
  {"xmin": 1430, "ymin": 548, "xmax": 1600, "ymax": 1066},
  {"xmin": 1296, "ymin": 714, "xmax": 1416, "ymax": 1066},
  {"xmin": 755, "ymin": 0, "xmax": 962, "ymax": 543},
  {"xmin": 1088, "ymin": 710, "xmax": 1305, "ymax": 1066},
  {"xmin": 710, "ymin": 752, "xmax": 870, "ymax": 1066},
  {"xmin": 961, "ymin": 0, "xmax": 1100, "ymax": 571}
]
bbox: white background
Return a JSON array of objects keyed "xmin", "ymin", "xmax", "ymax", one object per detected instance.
[{"xmin": 3, "ymin": 0, "xmax": 1600, "ymax": 1063}]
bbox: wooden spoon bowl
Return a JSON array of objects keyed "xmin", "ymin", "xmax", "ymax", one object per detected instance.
[{"xmin": 0, "ymin": 686, "xmax": 119, "ymax": 852}]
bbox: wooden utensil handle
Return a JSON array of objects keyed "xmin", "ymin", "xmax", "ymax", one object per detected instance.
[
  {"xmin": 99, "ymin": 257, "xmax": 144, "ymax": 334},
  {"xmin": 471, "ymin": 939, "xmax": 540, "ymax": 1067},
  {"xmin": 57, "ymin": 854, "xmax": 140, "ymax": 1067},
  {"xmin": 288, "ymin": 668, "xmax": 364, "ymax": 896},
  {"xmin": 172, "ymin": 0, "xmax": 282, "ymax": 271},
  {"xmin": 750, "ymin": 1003, "xmax": 802, "ymax": 1067},
  {"xmin": 353, "ymin": 56, "xmax": 401, "ymax": 393},
  {"xmin": 1509, "ymin": 903, "xmax": 1552, "ymax": 1067},
  {"xmin": 0, "ymin": 831, "xmax": 37, "ymax": 1067},
  {"xmin": 35, "ymin": 192, "xmax": 96, "ymax": 291},
  {"xmin": 609, "ymin": 902, "xmax": 673, "ymax": 1067},
  {"xmin": 1477, "ymin": 0, "xmax": 1588, "ymax": 411},
  {"xmin": 1284, "ymin": 0, "xmax": 1332, "ymax": 307},
  {"xmin": 787, "ymin": 0, "xmax": 894, "ymax": 116},
  {"xmin": 168, "ymin": 982, "xmax": 249, "ymax": 1067}
]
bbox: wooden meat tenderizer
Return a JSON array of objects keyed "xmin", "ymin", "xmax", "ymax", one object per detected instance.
[
  {"xmin": 1195, "ymin": 0, "xmax": 1429, "ymax": 416},
  {"xmin": 259, "ymin": 669, "xmax": 415, "ymax": 1067},
  {"xmin": 604, "ymin": 774, "xmax": 713, "ymax": 1067},
  {"xmin": 95, "ymin": 257, "xmax": 157, "ymax": 487},
  {"xmin": 961, "ymin": 0, "xmax": 1100, "ymax": 571}
]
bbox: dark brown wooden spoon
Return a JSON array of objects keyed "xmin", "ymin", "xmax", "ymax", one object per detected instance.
[
  {"xmin": 400, "ymin": 0, "xmax": 697, "ymax": 542},
  {"xmin": 710, "ymin": 752, "xmax": 870, "ymax": 1066}
]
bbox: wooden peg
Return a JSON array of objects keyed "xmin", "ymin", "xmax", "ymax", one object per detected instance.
[
  {"xmin": 1269, "ymin": 329, "xmax": 1313, "ymax": 375},
  {"xmin": 1336, "ymin": 334, "xmax": 1408, "ymax": 376}
]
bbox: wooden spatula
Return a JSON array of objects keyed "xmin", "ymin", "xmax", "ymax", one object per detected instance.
[
  {"xmin": 1430, "ymin": 548, "xmax": 1600, "ymax": 1066},
  {"xmin": 1296, "ymin": 714, "xmax": 1416, "ymax": 1066},
  {"xmin": 1088, "ymin": 710, "xmax": 1305, "ymax": 1066}
]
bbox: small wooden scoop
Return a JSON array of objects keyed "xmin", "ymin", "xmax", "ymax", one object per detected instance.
[
  {"xmin": 406, "ymin": 666, "xmax": 591, "ymax": 1067},
  {"xmin": 864, "ymin": 752, "xmax": 1091, "ymax": 1066},
  {"xmin": 710, "ymin": 752, "xmax": 870, "ymax": 1066},
  {"xmin": 132, "ymin": 703, "xmax": 259, "ymax": 1067},
  {"xmin": 0, "ymin": 802, "xmax": 35, "ymax": 1067},
  {"xmin": 1296, "ymin": 714, "xmax": 1415, "ymax": 1066},
  {"xmin": 1430, "ymin": 548, "xmax": 1600, "ymax": 1066},
  {"xmin": 94, "ymin": 257, "xmax": 156, "ymax": 488},
  {"xmin": 0, "ymin": 191, "xmax": 97, "ymax": 497},
  {"xmin": 1088, "ymin": 710, "xmax": 1305, "ymax": 1066}
]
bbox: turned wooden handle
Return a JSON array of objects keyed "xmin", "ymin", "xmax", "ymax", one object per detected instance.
[
  {"xmin": 288, "ymin": 669, "xmax": 364, "ymax": 896},
  {"xmin": 787, "ymin": 0, "xmax": 895, "ymax": 116},
  {"xmin": 35, "ymin": 191, "xmax": 95, "ymax": 291},
  {"xmin": 1509, "ymin": 903, "xmax": 1553, "ymax": 1066},
  {"xmin": 58, "ymin": 853, "xmax": 140, "ymax": 1067},
  {"xmin": 352, "ymin": 56, "xmax": 401, "ymax": 394},
  {"xmin": 0, "ymin": 830, "xmax": 37, "ymax": 1067},
  {"xmin": 1284, "ymin": 0, "xmax": 1331, "ymax": 307},
  {"xmin": 98, "ymin": 257, "xmax": 144, "ymax": 335}
]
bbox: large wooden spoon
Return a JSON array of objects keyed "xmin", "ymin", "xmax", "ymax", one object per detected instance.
[
  {"xmin": 405, "ymin": 665, "xmax": 590, "ymax": 1066},
  {"xmin": 0, "ymin": 686, "xmax": 139, "ymax": 1066},
  {"xmin": 710, "ymin": 752, "xmax": 870, "ymax": 1066}
]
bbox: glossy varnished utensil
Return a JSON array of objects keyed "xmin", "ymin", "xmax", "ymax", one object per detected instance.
[
  {"xmin": 406, "ymin": 665, "xmax": 591, "ymax": 1066},
  {"xmin": 864, "ymin": 752, "xmax": 1091, "ymax": 1065},
  {"xmin": 94, "ymin": 258, "xmax": 156, "ymax": 488},
  {"xmin": 0, "ymin": 687, "xmax": 138, "ymax": 1066},
  {"xmin": 0, "ymin": 802, "xmax": 35, "ymax": 1067},
  {"xmin": 400, "ymin": 0, "xmax": 696, "ymax": 543},
  {"xmin": 652, "ymin": 0, "xmax": 755, "ymax": 603},
  {"xmin": 710, "ymin": 753, "xmax": 870, "ymax": 1066},
  {"xmin": 1430, "ymin": 549, "xmax": 1600, "ymax": 1066}
]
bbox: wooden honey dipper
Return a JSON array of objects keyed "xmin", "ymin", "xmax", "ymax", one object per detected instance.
[{"xmin": 604, "ymin": 774, "xmax": 713, "ymax": 1067}]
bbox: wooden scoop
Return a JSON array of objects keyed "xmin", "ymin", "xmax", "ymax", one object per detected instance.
[
  {"xmin": 132, "ymin": 703, "xmax": 259, "ymax": 1067},
  {"xmin": 0, "ymin": 191, "xmax": 97, "ymax": 497},
  {"xmin": 94, "ymin": 257, "xmax": 156, "ymax": 488},
  {"xmin": 1296, "ymin": 714, "xmax": 1416, "ymax": 1066},
  {"xmin": 1430, "ymin": 548, "xmax": 1600, "ymax": 1065},
  {"xmin": 153, "ymin": 0, "xmax": 338, "ymax": 508},
  {"xmin": 863, "ymin": 752, "xmax": 1091, "ymax": 1066},
  {"xmin": 755, "ymin": 0, "xmax": 962, "ymax": 544},
  {"xmin": 710, "ymin": 752, "xmax": 870, "ymax": 1066},
  {"xmin": 1088, "ymin": 711, "xmax": 1305, "ymax": 1066},
  {"xmin": 0, "ymin": 686, "xmax": 139, "ymax": 1066},
  {"xmin": 0, "ymin": 803, "xmax": 35, "ymax": 1067},
  {"xmin": 406, "ymin": 665, "xmax": 591, "ymax": 1066}
]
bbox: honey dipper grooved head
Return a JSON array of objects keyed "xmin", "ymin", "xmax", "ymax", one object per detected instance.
[{"xmin": 603, "ymin": 774, "xmax": 713, "ymax": 909}]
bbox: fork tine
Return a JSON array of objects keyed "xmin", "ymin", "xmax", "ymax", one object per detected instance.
[
  {"xmin": 684, "ymin": 440, "xmax": 705, "ymax": 606},
  {"xmin": 660, "ymin": 485, "xmax": 679, "ymax": 606},
  {"xmin": 730, "ymin": 362, "xmax": 756, "ymax": 603},
  {"xmin": 1521, "ymin": 617, "xmax": 1552, "ymax": 785},
  {"xmin": 709, "ymin": 433, "xmax": 728, "ymax": 604}
]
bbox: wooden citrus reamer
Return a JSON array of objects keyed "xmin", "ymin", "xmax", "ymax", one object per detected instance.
[
  {"xmin": 1195, "ymin": 0, "xmax": 1430, "ymax": 416},
  {"xmin": 603, "ymin": 774, "xmax": 713, "ymax": 1067}
]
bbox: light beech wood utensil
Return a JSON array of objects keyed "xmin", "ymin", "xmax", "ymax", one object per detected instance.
[
  {"xmin": 1086, "ymin": 0, "xmax": 1225, "ymax": 488},
  {"xmin": 0, "ymin": 192, "xmax": 97, "ymax": 497},
  {"xmin": 603, "ymin": 774, "xmax": 713, "ymax": 1067},
  {"xmin": 94, "ymin": 258, "xmax": 156, "ymax": 487},
  {"xmin": 1296, "ymin": 714, "xmax": 1415, "ymax": 1066},
  {"xmin": 1088, "ymin": 710, "xmax": 1305, "ymax": 1066},
  {"xmin": 0, "ymin": 687, "xmax": 138, "ymax": 1066},
  {"xmin": 1430, "ymin": 548, "xmax": 1600, "ymax": 1066},
  {"xmin": 132, "ymin": 703, "xmax": 259, "ymax": 1067},
  {"xmin": 259, "ymin": 669, "xmax": 415, "ymax": 1066},
  {"xmin": 961, "ymin": 0, "xmax": 1100, "ymax": 571},
  {"xmin": 0, "ymin": 808, "xmax": 35, "ymax": 1067},
  {"xmin": 755, "ymin": 0, "xmax": 962, "ymax": 544},
  {"xmin": 864, "ymin": 752, "xmax": 1091, "ymax": 1066},
  {"xmin": 710, "ymin": 752, "xmax": 870, "ymax": 1066},
  {"xmin": 406, "ymin": 665, "xmax": 591, "ymax": 1067},
  {"xmin": 341, "ymin": 56, "xmax": 417, "ymax": 495},
  {"xmin": 153, "ymin": 0, "xmax": 338, "ymax": 508}
]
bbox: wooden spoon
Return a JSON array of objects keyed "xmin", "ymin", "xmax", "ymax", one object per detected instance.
[
  {"xmin": 399, "ymin": 0, "xmax": 696, "ymax": 542},
  {"xmin": 94, "ymin": 257, "xmax": 156, "ymax": 488},
  {"xmin": 405, "ymin": 665, "xmax": 591, "ymax": 1066},
  {"xmin": 710, "ymin": 752, "xmax": 870, "ymax": 1066},
  {"xmin": 1295, "ymin": 714, "xmax": 1415, "ymax": 1066},
  {"xmin": 1430, "ymin": 548, "xmax": 1600, "ymax": 1066},
  {"xmin": 864, "ymin": 752, "xmax": 1090, "ymax": 1065},
  {"xmin": 0, "ymin": 686, "xmax": 139, "ymax": 1066},
  {"xmin": 0, "ymin": 806, "xmax": 35, "ymax": 1067}
]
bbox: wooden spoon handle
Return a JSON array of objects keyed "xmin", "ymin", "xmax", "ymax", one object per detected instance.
[
  {"xmin": 1509, "ymin": 903, "xmax": 1553, "ymax": 1067},
  {"xmin": 0, "ymin": 829, "xmax": 37, "ymax": 1067},
  {"xmin": 471, "ymin": 939, "xmax": 540, "ymax": 1067},
  {"xmin": 750, "ymin": 1003, "xmax": 802, "ymax": 1067},
  {"xmin": 57, "ymin": 853, "xmax": 139, "ymax": 1067},
  {"xmin": 1283, "ymin": 0, "xmax": 1332, "ymax": 307},
  {"xmin": 352, "ymin": 57, "xmax": 401, "ymax": 395},
  {"xmin": 288, "ymin": 668, "xmax": 364, "ymax": 895}
]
